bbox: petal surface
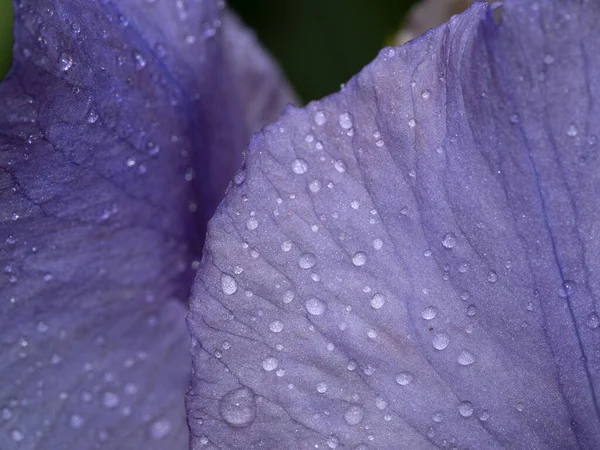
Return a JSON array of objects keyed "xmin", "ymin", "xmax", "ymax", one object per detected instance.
[
  {"xmin": 189, "ymin": 1, "xmax": 600, "ymax": 449},
  {"xmin": 0, "ymin": 0, "xmax": 293, "ymax": 449}
]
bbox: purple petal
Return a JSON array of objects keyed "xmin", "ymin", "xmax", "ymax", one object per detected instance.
[
  {"xmin": 189, "ymin": 1, "xmax": 600, "ymax": 448},
  {"xmin": 0, "ymin": 0, "xmax": 294, "ymax": 448}
]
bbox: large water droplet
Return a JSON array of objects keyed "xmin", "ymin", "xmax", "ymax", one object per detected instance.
[
  {"xmin": 246, "ymin": 217, "xmax": 258, "ymax": 231},
  {"xmin": 298, "ymin": 253, "xmax": 316, "ymax": 269},
  {"xmin": 219, "ymin": 387, "xmax": 257, "ymax": 428},
  {"xmin": 421, "ymin": 306, "xmax": 438, "ymax": 320},
  {"xmin": 395, "ymin": 372, "xmax": 414, "ymax": 386},
  {"xmin": 282, "ymin": 290, "xmax": 295, "ymax": 303},
  {"xmin": 221, "ymin": 274, "xmax": 237, "ymax": 295},
  {"xmin": 262, "ymin": 357, "xmax": 278, "ymax": 371},
  {"xmin": 458, "ymin": 401, "xmax": 474, "ymax": 418},
  {"xmin": 457, "ymin": 350, "xmax": 475, "ymax": 366},
  {"xmin": 352, "ymin": 252, "xmax": 367, "ymax": 267},
  {"xmin": 370, "ymin": 294, "xmax": 386, "ymax": 309},
  {"xmin": 291, "ymin": 159, "xmax": 308, "ymax": 174},
  {"xmin": 344, "ymin": 405, "xmax": 364, "ymax": 425},
  {"xmin": 338, "ymin": 112, "xmax": 353, "ymax": 130},
  {"xmin": 269, "ymin": 320, "xmax": 284, "ymax": 333},
  {"xmin": 432, "ymin": 333, "xmax": 450, "ymax": 350},
  {"xmin": 305, "ymin": 297, "xmax": 326, "ymax": 316},
  {"xmin": 442, "ymin": 232, "xmax": 457, "ymax": 249},
  {"xmin": 316, "ymin": 382, "xmax": 328, "ymax": 393}
]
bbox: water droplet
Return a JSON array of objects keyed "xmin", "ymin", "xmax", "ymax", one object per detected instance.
[
  {"xmin": 510, "ymin": 113, "xmax": 520, "ymax": 124},
  {"xmin": 281, "ymin": 241, "xmax": 292, "ymax": 252},
  {"xmin": 567, "ymin": 123, "xmax": 578, "ymax": 137},
  {"xmin": 370, "ymin": 293, "xmax": 385, "ymax": 309},
  {"xmin": 421, "ymin": 89, "xmax": 431, "ymax": 100},
  {"xmin": 344, "ymin": 405, "xmax": 364, "ymax": 425},
  {"xmin": 458, "ymin": 401, "xmax": 474, "ymax": 418},
  {"xmin": 395, "ymin": 371, "xmax": 414, "ymax": 386},
  {"xmin": 457, "ymin": 350, "xmax": 475, "ymax": 366},
  {"xmin": 59, "ymin": 53, "xmax": 73, "ymax": 71},
  {"xmin": 351, "ymin": 252, "xmax": 367, "ymax": 267},
  {"xmin": 219, "ymin": 387, "xmax": 256, "ymax": 428},
  {"xmin": 314, "ymin": 110, "xmax": 327, "ymax": 126},
  {"xmin": 133, "ymin": 51, "xmax": 146, "ymax": 70},
  {"xmin": 432, "ymin": 412, "xmax": 443, "ymax": 423},
  {"xmin": 10, "ymin": 428, "xmax": 24, "ymax": 442},
  {"xmin": 291, "ymin": 159, "xmax": 308, "ymax": 174},
  {"xmin": 543, "ymin": 54, "xmax": 555, "ymax": 65},
  {"xmin": 373, "ymin": 238, "xmax": 383, "ymax": 250},
  {"xmin": 102, "ymin": 391, "xmax": 120, "ymax": 409},
  {"xmin": 246, "ymin": 217, "xmax": 258, "ymax": 231},
  {"xmin": 338, "ymin": 112, "xmax": 353, "ymax": 130},
  {"xmin": 466, "ymin": 305, "xmax": 477, "ymax": 316},
  {"xmin": 70, "ymin": 414, "xmax": 85, "ymax": 429},
  {"xmin": 316, "ymin": 382, "xmax": 328, "ymax": 393},
  {"xmin": 262, "ymin": 357, "xmax": 278, "ymax": 371},
  {"xmin": 442, "ymin": 232, "xmax": 457, "ymax": 249},
  {"xmin": 282, "ymin": 290, "xmax": 294, "ymax": 304},
  {"xmin": 487, "ymin": 270, "xmax": 498, "ymax": 283},
  {"xmin": 149, "ymin": 418, "xmax": 171, "ymax": 440},
  {"xmin": 36, "ymin": 321, "xmax": 49, "ymax": 333},
  {"xmin": 586, "ymin": 312, "xmax": 599, "ymax": 329},
  {"xmin": 432, "ymin": 333, "xmax": 450, "ymax": 350},
  {"xmin": 334, "ymin": 159, "xmax": 347, "ymax": 173},
  {"xmin": 559, "ymin": 280, "xmax": 576, "ymax": 298},
  {"xmin": 479, "ymin": 410, "xmax": 490, "ymax": 421},
  {"xmin": 421, "ymin": 306, "xmax": 438, "ymax": 320},
  {"xmin": 305, "ymin": 297, "xmax": 326, "ymax": 316},
  {"xmin": 327, "ymin": 435, "xmax": 339, "ymax": 449},
  {"xmin": 408, "ymin": 118, "xmax": 416, "ymax": 128},
  {"xmin": 375, "ymin": 396, "xmax": 387, "ymax": 410},
  {"xmin": 86, "ymin": 110, "xmax": 98, "ymax": 124},
  {"xmin": 269, "ymin": 320, "xmax": 284, "ymax": 333},
  {"xmin": 220, "ymin": 274, "xmax": 237, "ymax": 295},
  {"xmin": 309, "ymin": 180, "xmax": 321, "ymax": 193},
  {"xmin": 516, "ymin": 401, "xmax": 525, "ymax": 412},
  {"xmin": 298, "ymin": 253, "xmax": 316, "ymax": 269}
]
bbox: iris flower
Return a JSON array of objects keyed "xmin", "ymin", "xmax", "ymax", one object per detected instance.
[{"xmin": 1, "ymin": 1, "xmax": 599, "ymax": 449}]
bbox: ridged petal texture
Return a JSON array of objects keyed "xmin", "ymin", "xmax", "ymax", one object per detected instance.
[{"xmin": 189, "ymin": 1, "xmax": 600, "ymax": 449}]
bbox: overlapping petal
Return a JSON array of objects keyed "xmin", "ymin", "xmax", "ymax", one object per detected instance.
[{"xmin": 189, "ymin": 1, "xmax": 600, "ymax": 448}]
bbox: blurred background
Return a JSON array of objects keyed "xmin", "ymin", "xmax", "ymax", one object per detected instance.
[{"xmin": 0, "ymin": 0, "xmax": 481, "ymax": 102}]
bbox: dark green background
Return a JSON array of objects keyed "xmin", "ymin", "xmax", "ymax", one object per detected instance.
[{"xmin": 0, "ymin": 0, "xmax": 419, "ymax": 101}]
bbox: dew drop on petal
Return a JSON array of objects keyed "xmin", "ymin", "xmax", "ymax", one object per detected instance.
[
  {"xmin": 59, "ymin": 52, "xmax": 73, "ymax": 71},
  {"xmin": 370, "ymin": 294, "xmax": 386, "ymax": 309},
  {"xmin": 221, "ymin": 274, "xmax": 237, "ymax": 295},
  {"xmin": 421, "ymin": 306, "xmax": 438, "ymax": 320},
  {"xmin": 395, "ymin": 372, "xmax": 414, "ymax": 386},
  {"xmin": 219, "ymin": 387, "xmax": 257, "ymax": 428},
  {"xmin": 262, "ymin": 357, "xmax": 278, "ymax": 371},
  {"xmin": 338, "ymin": 112, "xmax": 353, "ymax": 130},
  {"xmin": 442, "ymin": 232, "xmax": 457, "ymax": 249},
  {"xmin": 269, "ymin": 320, "xmax": 284, "ymax": 333},
  {"xmin": 351, "ymin": 252, "xmax": 367, "ymax": 267},
  {"xmin": 432, "ymin": 333, "xmax": 450, "ymax": 350},
  {"xmin": 458, "ymin": 401, "xmax": 474, "ymax": 418},
  {"xmin": 344, "ymin": 405, "xmax": 364, "ymax": 425},
  {"xmin": 149, "ymin": 419, "xmax": 171, "ymax": 440},
  {"xmin": 298, "ymin": 253, "xmax": 317, "ymax": 269},
  {"xmin": 457, "ymin": 350, "xmax": 475, "ymax": 366},
  {"xmin": 586, "ymin": 312, "xmax": 599, "ymax": 329},
  {"xmin": 314, "ymin": 110, "xmax": 327, "ymax": 126},
  {"xmin": 305, "ymin": 297, "xmax": 326, "ymax": 316},
  {"xmin": 291, "ymin": 159, "xmax": 308, "ymax": 174}
]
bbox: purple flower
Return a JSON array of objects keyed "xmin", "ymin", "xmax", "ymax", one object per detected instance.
[{"xmin": 3, "ymin": 1, "xmax": 600, "ymax": 449}]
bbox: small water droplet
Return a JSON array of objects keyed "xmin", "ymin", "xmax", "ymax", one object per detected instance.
[
  {"xmin": 334, "ymin": 159, "xmax": 347, "ymax": 173},
  {"xmin": 298, "ymin": 253, "xmax": 316, "ymax": 269},
  {"xmin": 566, "ymin": 123, "xmax": 578, "ymax": 137},
  {"xmin": 149, "ymin": 418, "xmax": 171, "ymax": 440},
  {"xmin": 344, "ymin": 405, "xmax": 364, "ymax": 425},
  {"xmin": 220, "ymin": 274, "xmax": 237, "ymax": 295},
  {"xmin": 421, "ymin": 89, "xmax": 431, "ymax": 100},
  {"xmin": 282, "ymin": 290, "xmax": 294, "ymax": 303},
  {"xmin": 516, "ymin": 401, "xmax": 525, "ymax": 412},
  {"xmin": 586, "ymin": 312, "xmax": 599, "ymax": 329},
  {"xmin": 262, "ymin": 357, "xmax": 278, "ymax": 371},
  {"xmin": 408, "ymin": 118, "xmax": 416, "ymax": 128},
  {"xmin": 479, "ymin": 410, "xmax": 490, "ymax": 421},
  {"xmin": 442, "ymin": 232, "xmax": 457, "ymax": 249},
  {"xmin": 269, "ymin": 320, "xmax": 284, "ymax": 333},
  {"xmin": 70, "ymin": 414, "xmax": 85, "ymax": 429},
  {"xmin": 510, "ymin": 113, "xmax": 520, "ymax": 124},
  {"xmin": 133, "ymin": 51, "xmax": 146, "ymax": 70},
  {"xmin": 102, "ymin": 392, "xmax": 120, "ymax": 409},
  {"xmin": 10, "ymin": 428, "xmax": 24, "ymax": 442},
  {"xmin": 559, "ymin": 280, "xmax": 576, "ymax": 298},
  {"xmin": 86, "ymin": 110, "xmax": 98, "ymax": 124},
  {"xmin": 339, "ymin": 112, "xmax": 353, "ymax": 130},
  {"xmin": 314, "ymin": 110, "xmax": 327, "ymax": 126},
  {"xmin": 432, "ymin": 412, "xmax": 443, "ymax": 423},
  {"xmin": 305, "ymin": 297, "xmax": 326, "ymax": 316},
  {"xmin": 351, "ymin": 252, "xmax": 367, "ymax": 267},
  {"xmin": 291, "ymin": 158, "xmax": 308, "ymax": 174},
  {"xmin": 316, "ymin": 382, "xmax": 328, "ymax": 393},
  {"xmin": 59, "ymin": 53, "xmax": 73, "ymax": 71},
  {"xmin": 219, "ymin": 387, "xmax": 256, "ymax": 428},
  {"xmin": 458, "ymin": 401, "xmax": 474, "ymax": 418},
  {"xmin": 370, "ymin": 293, "xmax": 386, "ymax": 309},
  {"xmin": 373, "ymin": 238, "xmax": 383, "ymax": 250},
  {"xmin": 246, "ymin": 217, "xmax": 258, "ymax": 231},
  {"xmin": 466, "ymin": 305, "xmax": 477, "ymax": 316},
  {"xmin": 487, "ymin": 270, "xmax": 498, "ymax": 283},
  {"xmin": 432, "ymin": 333, "xmax": 450, "ymax": 350},
  {"xmin": 543, "ymin": 54, "xmax": 555, "ymax": 65},
  {"xmin": 395, "ymin": 371, "xmax": 414, "ymax": 386},
  {"xmin": 457, "ymin": 350, "xmax": 475, "ymax": 366},
  {"xmin": 421, "ymin": 306, "xmax": 438, "ymax": 320}
]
